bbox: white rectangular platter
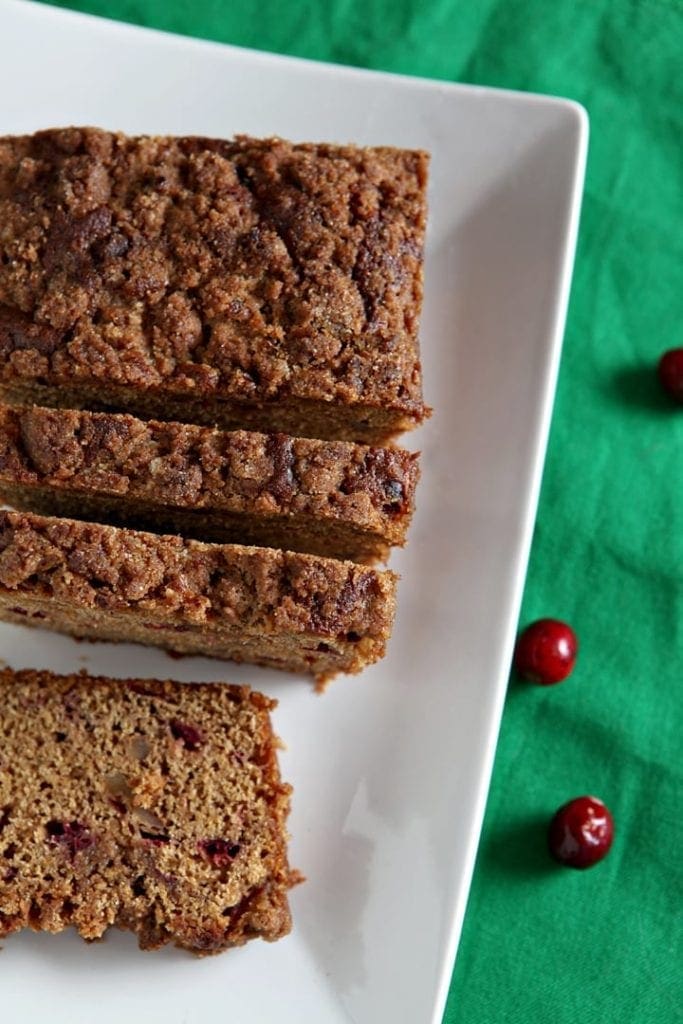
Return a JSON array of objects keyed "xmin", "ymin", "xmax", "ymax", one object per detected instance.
[{"xmin": 0, "ymin": 3, "xmax": 587, "ymax": 1022}]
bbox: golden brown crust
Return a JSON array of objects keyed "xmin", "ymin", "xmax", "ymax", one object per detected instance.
[
  {"xmin": 0, "ymin": 510, "xmax": 397, "ymax": 678},
  {"xmin": 0, "ymin": 666, "xmax": 295, "ymax": 953},
  {"xmin": 0, "ymin": 127, "xmax": 429, "ymax": 441},
  {"xmin": 0, "ymin": 403, "xmax": 419, "ymax": 561}
]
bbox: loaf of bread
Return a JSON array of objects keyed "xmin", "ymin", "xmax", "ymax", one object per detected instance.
[
  {"xmin": 0, "ymin": 666, "xmax": 297, "ymax": 954},
  {"xmin": 0, "ymin": 127, "xmax": 429, "ymax": 442}
]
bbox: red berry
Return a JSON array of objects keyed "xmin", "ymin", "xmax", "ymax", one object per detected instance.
[
  {"xmin": 658, "ymin": 348, "xmax": 683, "ymax": 402},
  {"xmin": 45, "ymin": 820, "xmax": 96, "ymax": 859},
  {"xmin": 199, "ymin": 839, "xmax": 241, "ymax": 867},
  {"xmin": 548, "ymin": 796, "xmax": 614, "ymax": 868},
  {"xmin": 514, "ymin": 618, "xmax": 578, "ymax": 684},
  {"xmin": 169, "ymin": 719, "xmax": 203, "ymax": 751}
]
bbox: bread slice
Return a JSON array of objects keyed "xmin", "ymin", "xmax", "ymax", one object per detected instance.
[
  {"xmin": 0, "ymin": 510, "xmax": 397, "ymax": 680},
  {"xmin": 0, "ymin": 404, "xmax": 419, "ymax": 563},
  {"xmin": 0, "ymin": 666, "xmax": 296, "ymax": 954},
  {"xmin": 0, "ymin": 127, "xmax": 429, "ymax": 443}
]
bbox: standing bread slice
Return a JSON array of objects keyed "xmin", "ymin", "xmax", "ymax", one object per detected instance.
[
  {"xmin": 0, "ymin": 404, "xmax": 419, "ymax": 563},
  {"xmin": 0, "ymin": 510, "xmax": 397, "ymax": 681}
]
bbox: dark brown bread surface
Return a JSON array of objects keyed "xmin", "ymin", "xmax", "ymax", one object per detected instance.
[
  {"xmin": 0, "ymin": 667, "xmax": 296, "ymax": 953},
  {"xmin": 0, "ymin": 511, "xmax": 397, "ymax": 679},
  {"xmin": 0, "ymin": 127, "xmax": 429, "ymax": 442},
  {"xmin": 0, "ymin": 404, "xmax": 419, "ymax": 562}
]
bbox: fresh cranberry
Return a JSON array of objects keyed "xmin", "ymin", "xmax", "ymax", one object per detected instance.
[
  {"xmin": 514, "ymin": 618, "xmax": 578, "ymax": 685},
  {"xmin": 169, "ymin": 719, "xmax": 203, "ymax": 751},
  {"xmin": 548, "ymin": 796, "xmax": 614, "ymax": 868},
  {"xmin": 199, "ymin": 839, "xmax": 241, "ymax": 867},
  {"xmin": 658, "ymin": 348, "xmax": 683, "ymax": 402},
  {"xmin": 45, "ymin": 820, "xmax": 95, "ymax": 858}
]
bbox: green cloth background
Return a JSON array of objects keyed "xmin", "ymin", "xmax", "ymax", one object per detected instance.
[{"xmin": 35, "ymin": 1, "xmax": 683, "ymax": 1020}]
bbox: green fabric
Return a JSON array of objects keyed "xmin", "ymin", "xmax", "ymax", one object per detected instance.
[{"xmin": 35, "ymin": 1, "xmax": 683, "ymax": 1020}]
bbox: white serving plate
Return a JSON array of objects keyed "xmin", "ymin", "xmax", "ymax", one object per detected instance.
[{"xmin": 0, "ymin": 3, "xmax": 588, "ymax": 1021}]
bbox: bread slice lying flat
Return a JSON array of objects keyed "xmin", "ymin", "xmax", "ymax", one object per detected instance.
[{"xmin": 0, "ymin": 666, "xmax": 298, "ymax": 954}]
